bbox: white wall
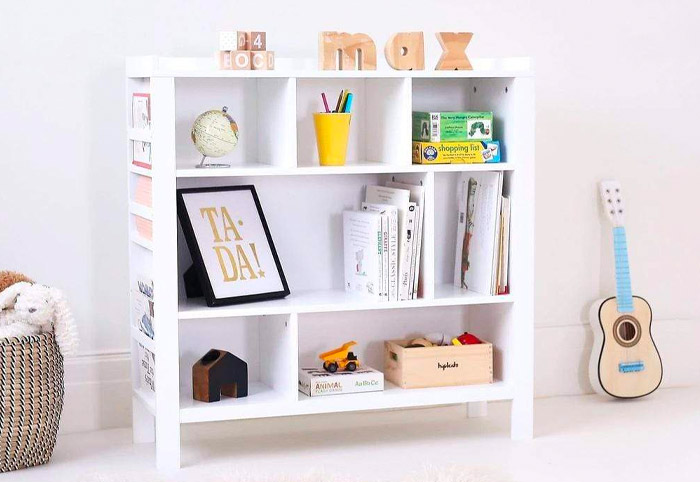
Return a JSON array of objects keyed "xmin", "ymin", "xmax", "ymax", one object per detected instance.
[{"xmin": 1, "ymin": 0, "xmax": 699, "ymax": 432}]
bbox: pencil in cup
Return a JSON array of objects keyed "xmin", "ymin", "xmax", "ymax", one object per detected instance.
[{"xmin": 313, "ymin": 112, "xmax": 352, "ymax": 166}]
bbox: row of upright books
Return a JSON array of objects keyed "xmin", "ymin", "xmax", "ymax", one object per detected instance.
[
  {"xmin": 343, "ymin": 181, "xmax": 425, "ymax": 301},
  {"xmin": 453, "ymin": 171, "xmax": 510, "ymax": 295}
]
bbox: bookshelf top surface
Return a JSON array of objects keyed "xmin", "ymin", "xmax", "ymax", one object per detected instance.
[{"xmin": 126, "ymin": 56, "xmax": 534, "ymax": 79}]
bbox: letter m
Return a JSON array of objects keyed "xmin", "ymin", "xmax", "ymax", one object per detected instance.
[{"xmin": 318, "ymin": 32, "xmax": 377, "ymax": 70}]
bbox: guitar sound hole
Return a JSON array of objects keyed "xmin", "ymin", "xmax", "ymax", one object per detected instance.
[
  {"xmin": 612, "ymin": 316, "xmax": 642, "ymax": 347},
  {"xmin": 618, "ymin": 321, "xmax": 637, "ymax": 342}
]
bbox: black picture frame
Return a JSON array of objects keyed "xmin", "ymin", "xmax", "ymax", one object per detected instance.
[{"xmin": 176, "ymin": 185, "xmax": 290, "ymax": 307}]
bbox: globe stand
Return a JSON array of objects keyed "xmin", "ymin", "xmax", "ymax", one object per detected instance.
[{"xmin": 196, "ymin": 155, "xmax": 230, "ymax": 169}]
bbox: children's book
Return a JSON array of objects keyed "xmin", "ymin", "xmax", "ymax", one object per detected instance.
[
  {"xmin": 343, "ymin": 210, "xmax": 383, "ymax": 298},
  {"xmin": 362, "ymin": 203, "xmax": 397, "ymax": 301},
  {"xmin": 387, "ymin": 180, "xmax": 425, "ymax": 299},
  {"xmin": 365, "ymin": 186, "xmax": 411, "ymax": 301},
  {"xmin": 402, "ymin": 203, "xmax": 416, "ymax": 300},
  {"xmin": 454, "ymin": 171, "xmax": 503, "ymax": 295}
]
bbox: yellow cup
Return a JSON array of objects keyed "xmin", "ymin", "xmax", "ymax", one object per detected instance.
[{"xmin": 313, "ymin": 113, "xmax": 351, "ymax": 166}]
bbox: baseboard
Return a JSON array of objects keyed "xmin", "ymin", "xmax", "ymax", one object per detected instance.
[
  {"xmin": 535, "ymin": 318, "xmax": 700, "ymax": 397},
  {"xmin": 57, "ymin": 318, "xmax": 700, "ymax": 433},
  {"xmin": 60, "ymin": 351, "xmax": 132, "ymax": 434}
]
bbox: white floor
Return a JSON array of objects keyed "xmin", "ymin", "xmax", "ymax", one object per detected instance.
[{"xmin": 6, "ymin": 387, "xmax": 699, "ymax": 482}]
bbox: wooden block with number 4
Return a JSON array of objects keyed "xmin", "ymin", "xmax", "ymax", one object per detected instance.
[{"xmin": 250, "ymin": 32, "xmax": 266, "ymax": 51}]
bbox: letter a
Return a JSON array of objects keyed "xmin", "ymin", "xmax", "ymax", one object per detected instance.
[{"xmin": 384, "ymin": 32, "xmax": 425, "ymax": 70}]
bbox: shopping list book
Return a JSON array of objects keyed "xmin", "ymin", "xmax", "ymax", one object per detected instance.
[{"xmin": 343, "ymin": 210, "xmax": 384, "ymax": 298}]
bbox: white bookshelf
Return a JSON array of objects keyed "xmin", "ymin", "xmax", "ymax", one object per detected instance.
[{"xmin": 126, "ymin": 56, "xmax": 534, "ymax": 470}]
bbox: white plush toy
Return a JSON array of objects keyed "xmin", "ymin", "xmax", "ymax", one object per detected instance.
[{"xmin": 0, "ymin": 271, "xmax": 79, "ymax": 357}]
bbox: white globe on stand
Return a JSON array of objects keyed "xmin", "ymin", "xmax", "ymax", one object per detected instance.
[{"xmin": 190, "ymin": 106, "xmax": 239, "ymax": 168}]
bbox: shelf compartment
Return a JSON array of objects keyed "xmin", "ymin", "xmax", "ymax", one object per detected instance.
[
  {"xmin": 174, "ymin": 77, "xmax": 296, "ymax": 170},
  {"xmin": 178, "ymin": 314, "xmax": 297, "ymax": 418},
  {"xmin": 296, "ymin": 77, "xmax": 411, "ymax": 168},
  {"xmin": 433, "ymin": 171, "xmax": 513, "ymax": 297}
]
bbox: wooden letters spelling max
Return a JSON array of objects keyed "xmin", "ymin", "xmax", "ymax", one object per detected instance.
[{"xmin": 319, "ymin": 32, "xmax": 473, "ymax": 71}]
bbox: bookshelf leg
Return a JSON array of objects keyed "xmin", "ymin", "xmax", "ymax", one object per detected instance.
[
  {"xmin": 156, "ymin": 420, "xmax": 181, "ymax": 471},
  {"xmin": 510, "ymin": 395, "xmax": 533, "ymax": 440},
  {"xmin": 132, "ymin": 396, "xmax": 155, "ymax": 443},
  {"xmin": 467, "ymin": 401, "xmax": 488, "ymax": 418}
]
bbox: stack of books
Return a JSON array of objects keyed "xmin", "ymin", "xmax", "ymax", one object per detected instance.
[
  {"xmin": 412, "ymin": 111, "xmax": 501, "ymax": 164},
  {"xmin": 343, "ymin": 181, "xmax": 425, "ymax": 301},
  {"xmin": 453, "ymin": 171, "xmax": 511, "ymax": 295}
]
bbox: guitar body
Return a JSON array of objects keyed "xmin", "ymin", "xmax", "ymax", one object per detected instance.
[{"xmin": 589, "ymin": 295, "xmax": 662, "ymax": 398}]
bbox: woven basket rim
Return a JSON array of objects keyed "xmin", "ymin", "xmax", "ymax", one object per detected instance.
[{"xmin": 0, "ymin": 333, "xmax": 56, "ymax": 347}]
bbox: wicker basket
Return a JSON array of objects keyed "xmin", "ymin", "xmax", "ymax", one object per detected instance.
[{"xmin": 0, "ymin": 334, "xmax": 64, "ymax": 472}]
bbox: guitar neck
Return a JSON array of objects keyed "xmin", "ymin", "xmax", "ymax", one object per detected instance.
[{"xmin": 613, "ymin": 226, "xmax": 634, "ymax": 313}]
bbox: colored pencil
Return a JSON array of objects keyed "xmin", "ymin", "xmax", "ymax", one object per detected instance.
[
  {"xmin": 334, "ymin": 89, "xmax": 345, "ymax": 113},
  {"xmin": 343, "ymin": 93, "xmax": 354, "ymax": 113},
  {"xmin": 321, "ymin": 92, "xmax": 330, "ymax": 113}
]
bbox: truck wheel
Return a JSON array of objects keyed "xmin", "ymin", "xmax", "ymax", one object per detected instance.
[
  {"xmin": 327, "ymin": 362, "xmax": 338, "ymax": 373},
  {"xmin": 346, "ymin": 362, "xmax": 357, "ymax": 371}
]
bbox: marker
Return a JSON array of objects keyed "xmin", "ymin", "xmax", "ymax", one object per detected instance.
[
  {"xmin": 343, "ymin": 92, "xmax": 354, "ymax": 113},
  {"xmin": 321, "ymin": 92, "xmax": 330, "ymax": 113},
  {"xmin": 339, "ymin": 90, "xmax": 350, "ymax": 113},
  {"xmin": 334, "ymin": 89, "xmax": 345, "ymax": 113}
]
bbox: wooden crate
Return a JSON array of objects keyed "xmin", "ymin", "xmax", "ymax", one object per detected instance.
[{"xmin": 384, "ymin": 339, "xmax": 493, "ymax": 389}]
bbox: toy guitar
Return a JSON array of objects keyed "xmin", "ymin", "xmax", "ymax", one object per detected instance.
[{"xmin": 588, "ymin": 180, "xmax": 662, "ymax": 398}]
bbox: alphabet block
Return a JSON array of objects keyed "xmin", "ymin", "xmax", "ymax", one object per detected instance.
[
  {"xmin": 192, "ymin": 349, "xmax": 248, "ymax": 403},
  {"xmin": 318, "ymin": 31, "xmax": 377, "ymax": 70},
  {"xmin": 217, "ymin": 50, "xmax": 232, "ymax": 70},
  {"xmin": 384, "ymin": 32, "xmax": 425, "ymax": 70},
  {"xmin": 250, "ymin": 31, "xmax": 266, "ymax": 51},
  {"xmin": 219, "ymin": 31, "xmax": 238, "ymax": 51},
  {"xmin": 251, "ymin": 51, "xmax": 269, "ymax": 70},
  {"xmin": 266, "ymin": 51, "xmax": 275, "ymax": 70},
  {"xmin": 231, "ymin": 50, "xmax": 251, "ymax": 70},
  {"xmin": 435, "ymin": 32, "xmax": 473, "ymax": 70},
  {"xmin": 236, "ymin": 31, "xmax": 250, "ymax": 50}
]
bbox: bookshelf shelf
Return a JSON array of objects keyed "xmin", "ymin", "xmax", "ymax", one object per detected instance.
[
  {"xmin": 126, "ymin": 56, "xmax": 534, "ymax": 470},
  {"xmin": 175, "ymin": 162, "xmax": 515, "ymax": 179},
  {"xmin": 178, "ymin": 287, "xmax": 514, "ymax": 320},
  {"xmin": 179, "ymin": 380, "xmax": 511, "ymax": 424}
]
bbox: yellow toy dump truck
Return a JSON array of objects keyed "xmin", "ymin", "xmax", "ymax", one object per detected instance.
[{"xmin": 319, "ymin": 341, "xmax": 360, "ymax": 373}]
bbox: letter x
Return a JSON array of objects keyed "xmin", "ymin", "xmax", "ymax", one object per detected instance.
[{"xmin": 435, "ymin": 32, "xmax": 473, "ymax": 70}]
